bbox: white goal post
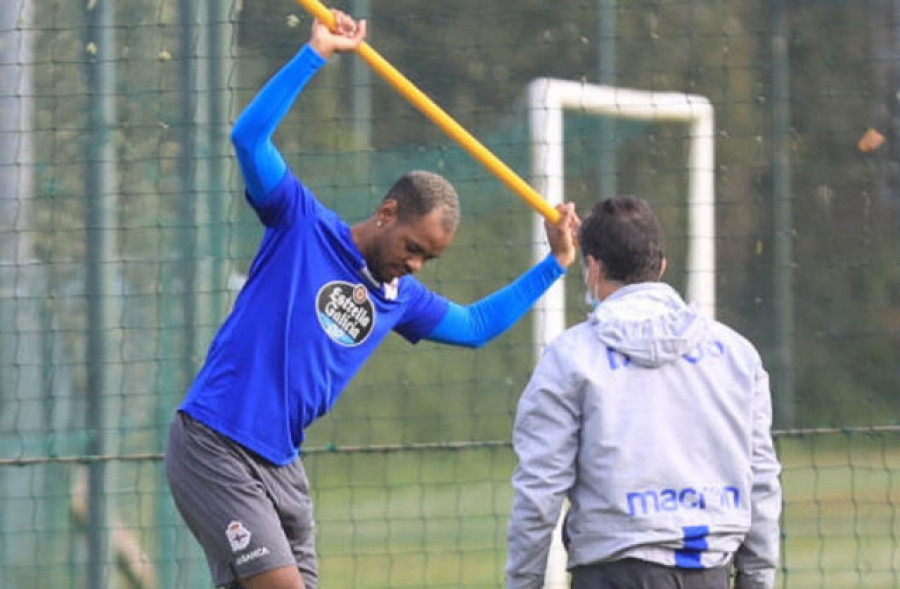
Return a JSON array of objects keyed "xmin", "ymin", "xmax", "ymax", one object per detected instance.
[{"xmin": 527, "ymin": 77, "xmax": 716, "ymax": 588}]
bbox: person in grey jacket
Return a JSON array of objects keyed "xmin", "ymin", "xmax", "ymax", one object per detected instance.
[{"xmin": 506, "ymin": 196, "xmax": 781, "ymax": 589}]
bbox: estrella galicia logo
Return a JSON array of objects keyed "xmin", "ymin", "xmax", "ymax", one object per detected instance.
[{"xmin": 316, "ymin": 281, "xmax": 375, "ymax": 346}]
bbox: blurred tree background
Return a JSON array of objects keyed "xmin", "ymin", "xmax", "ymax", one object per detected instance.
[
  {"xmin": 17, "ymin": 0, "xmax": 900, "ymax": 447},
  {"xmin": 3, "ymin": 0, "xmax": 900, "ymax": 586},
  {"xmin": 232, "ymin": 0, "xmax": 900, "ymax": 432}
]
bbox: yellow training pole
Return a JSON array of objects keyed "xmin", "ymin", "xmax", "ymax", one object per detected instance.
[{"xmin": 294, "ymin": 0, "xmax": 561, "ymax": 224}]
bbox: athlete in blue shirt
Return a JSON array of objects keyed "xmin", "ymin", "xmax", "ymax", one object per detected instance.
[{"xmin": 164, "ymin": 10, "xmax": 579, "ymax": 589}]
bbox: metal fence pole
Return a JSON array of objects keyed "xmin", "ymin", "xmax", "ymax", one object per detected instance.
[
  {"xmin": 84, "ymin": 0, "xmax": 118, "ymax": 585},
  {"xmin": 771, "ymin": 0, "xmax": 796, "ymax": 428}
]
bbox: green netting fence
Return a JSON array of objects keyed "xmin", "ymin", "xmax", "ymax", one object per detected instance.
[{"xmin": 2, "ymin": 0, "xmax": 899, "ymax": 587}]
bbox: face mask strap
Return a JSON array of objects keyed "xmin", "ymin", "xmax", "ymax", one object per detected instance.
[{"xmin": 582, "ymin": 258, "xmax": 599, "ymax": 309}]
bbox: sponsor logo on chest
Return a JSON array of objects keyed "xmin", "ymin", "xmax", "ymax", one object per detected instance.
[{"xmin": 316, "ymin": 281, "xmax": 376, "ymax": 346}]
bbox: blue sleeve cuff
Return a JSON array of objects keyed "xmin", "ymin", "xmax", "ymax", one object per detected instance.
[
  {"xmin": 302, "ymin": 42, "xmax": 328, "ymax": 67},
  {"xmin": 540, "ymin": 253, "xmax": 566, "ymax": 277}
]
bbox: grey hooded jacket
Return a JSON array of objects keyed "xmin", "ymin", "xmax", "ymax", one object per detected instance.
[{"xmin": 506, "ymin": 282, "xmax": 781, "ymax": 589}]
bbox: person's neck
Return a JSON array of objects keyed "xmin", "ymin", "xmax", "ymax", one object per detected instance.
[
  {"xmin": 597, "ymin": 279, "xmax": 623, "ymax": 302},
  {"xmin": 350, "ymin": 219, "xmax": 377, "ymax": 254}
]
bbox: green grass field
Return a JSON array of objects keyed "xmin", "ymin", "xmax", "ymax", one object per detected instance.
[
  {"xmin": 309, "ymin": 447, "xmax": 514, "ymax": 588},
  {"xmin": 777, "ymin": 434, "xmax": 900, "ymax": 588},
  {"xmin": 301, "ymin": 434, "xmax": 900, "ymax": 588},
  {"xmin": 5, "ymin": 431, "xmax": 896, "ymax": 587}
]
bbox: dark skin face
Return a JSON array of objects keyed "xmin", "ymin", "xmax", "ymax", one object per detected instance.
[{"xmin": 361, "ymin": 200, "xmax": 455, "ymax": 284}]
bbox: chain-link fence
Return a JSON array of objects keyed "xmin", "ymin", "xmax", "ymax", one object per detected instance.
[{"xmin": 2, "ymin": 0, "xmax": 899, "ymax": 586}]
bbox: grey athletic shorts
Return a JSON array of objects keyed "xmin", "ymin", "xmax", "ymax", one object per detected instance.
[
  {"xmin": 164, "ymin": 411, "xmax": 318, "ymax": 588},
  {"xmin": 570, "ymin": 558, "xmax": 728, "ymax": 589}
]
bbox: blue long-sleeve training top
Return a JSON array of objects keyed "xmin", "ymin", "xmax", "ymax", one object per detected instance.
[{"xmin": 179, "ymin": 43, "xmax": 566, "ymax": 465}]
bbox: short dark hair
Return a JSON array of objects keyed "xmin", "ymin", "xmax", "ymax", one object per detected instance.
[
  {"xmin": 384, "ymin": 170, "xmax": 460, "ymax": 232},
  {"xmin": 578, "ymin": 196, "xmax": 665, "ymax": 284}
]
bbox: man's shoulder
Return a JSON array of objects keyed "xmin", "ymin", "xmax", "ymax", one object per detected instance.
[
  {"xmin": 543, "ymin": 319, "xmax": 596, "ymax": 358},
  {"xmin": 707, "ymin": 318, "xmax": 763, "ymax": 364}
]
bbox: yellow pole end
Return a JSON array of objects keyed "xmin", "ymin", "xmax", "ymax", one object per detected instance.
[{"xmin": 295, "ymin": 0, "xmax": 336, "ymax": 29}]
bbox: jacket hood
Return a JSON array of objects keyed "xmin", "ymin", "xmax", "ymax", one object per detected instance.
[{"xmin": 589, "ymin": 282, "xmax": 706, "ymax": 367}]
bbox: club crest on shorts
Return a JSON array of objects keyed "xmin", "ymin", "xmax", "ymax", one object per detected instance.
[
  {"xmin": 316, "ymin": 281, "xmax": 375, "ymax": 346},
  {"xmin": 226, "ymin": 520, "xmax": 252, "ymax": 552}
]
